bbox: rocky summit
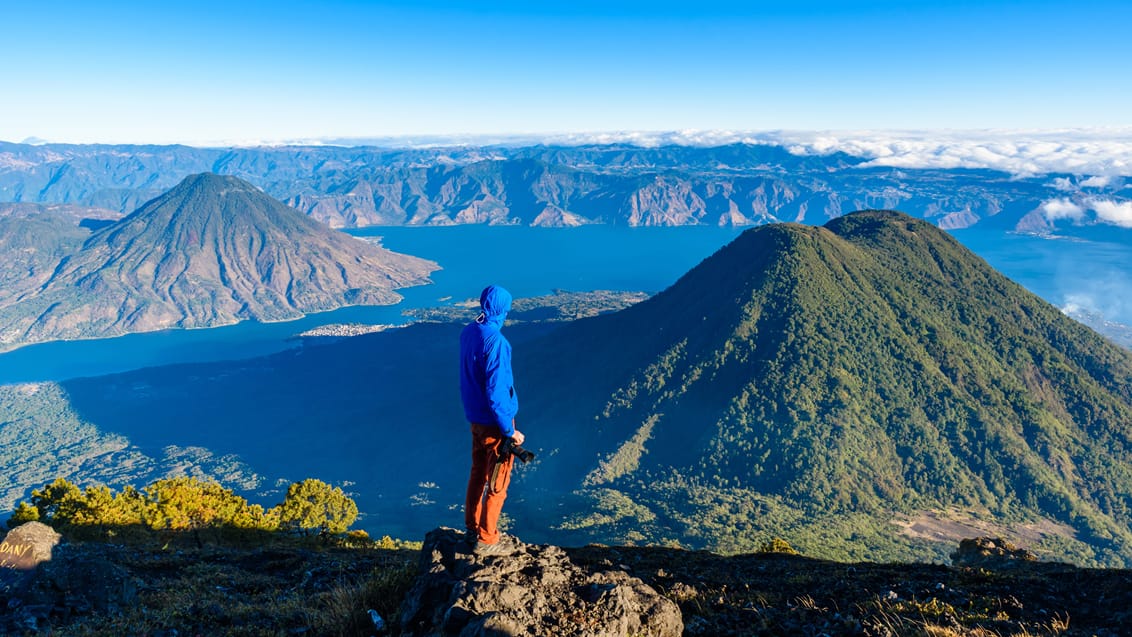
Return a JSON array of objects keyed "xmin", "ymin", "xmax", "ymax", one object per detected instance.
[{"xmin": 398, "ymin": 527, "xmax": 682, "ymax": 637}]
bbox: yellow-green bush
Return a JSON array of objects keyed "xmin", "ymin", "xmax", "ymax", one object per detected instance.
[
  {"xmin": 7, "ymin": 476, "xmax": 360, "ymax": 538},
  {"xmin": 277, "ymin": 478, "xmax": 359, "ymax": 534}
]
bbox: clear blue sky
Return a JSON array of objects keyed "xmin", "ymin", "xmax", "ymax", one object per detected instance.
[{"xmin": 4, "ymin": 0, "xmax": 1131, "ymax": 144}]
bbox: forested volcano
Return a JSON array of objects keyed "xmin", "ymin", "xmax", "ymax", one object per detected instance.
[
  {"xmin": 518, "ymin": 210, "xmax": 1132, "ymax": 565},
  {"xmin": 0, "ymin": 173, "xmax": 436, "ymax": 350}
]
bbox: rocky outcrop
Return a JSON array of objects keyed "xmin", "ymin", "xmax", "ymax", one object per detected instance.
[
  {"xmin": 951, "ymin": 537, "xmax": 1039, "ymax": 568},
  {"xmin": 0, "ymin": 522, "xmax": 61, "ymax": 573},
  {"xmin": 398, "ymin": 528, "xmax": 683, "ymax": 637},
  {"xmin": 1, "ymin": 523, "xmax": 138, "ymax": 634}
]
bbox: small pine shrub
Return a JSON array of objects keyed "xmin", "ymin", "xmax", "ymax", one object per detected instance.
[
  {"xmin": 758, "ymin": 537, "xmax": 800, "ymax": 555},
  {"xmin": 276, "ymin": 478, "xmax": 359, "ymax": 535}
]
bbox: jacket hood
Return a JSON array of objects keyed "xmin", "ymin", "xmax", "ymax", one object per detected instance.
[{"xmin": 478, "ymin": 285, "xmax": 512, "ymax": 325}]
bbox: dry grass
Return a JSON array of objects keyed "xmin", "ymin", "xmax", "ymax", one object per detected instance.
[
  {"xmin": 43, "ymin": 537, "xmax": 418, "ymax": 637},
  {"xmin": 565, "ymin": 544, "xmax": 1127, "ymax": 636}
]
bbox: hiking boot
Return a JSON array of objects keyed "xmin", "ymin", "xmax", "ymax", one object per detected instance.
[
  {"xmin": 473, "ymin": 538, "xmax": 514, "ymax": 557},
  {"xmin": 463, "ymin": 528, "xmax": 477, "ymax": 546}
]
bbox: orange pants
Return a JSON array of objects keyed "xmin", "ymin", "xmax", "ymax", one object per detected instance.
[{"xmin": 465, "ymin": 423, "xmax": 515, "ymax": 544}]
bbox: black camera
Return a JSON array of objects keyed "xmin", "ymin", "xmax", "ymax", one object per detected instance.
[{"xmin": 501, "ymin": 437, "xmax": 536, "ymax": 464}]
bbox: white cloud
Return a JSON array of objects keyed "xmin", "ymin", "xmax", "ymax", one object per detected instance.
[
  {"xmin": 1081, "ymin": 175, "xmax": 1113, "ymax": 188},
  {"xmin": 412, "ymin": 128, "xmax": 1132, "ymax": 178},
  {"xmin": 145, "ymin": 127, "xmax": 1132, "ymax": 179},
  {"xmin": 1038, "ymin": 197, "xmax": 1132, "ymax": 228},
  {"xmin": 762, "ymin": 129, "xmax": 1132, "ymax": 178},
  {"xmin": 1041, "ymin": 198, "xmax": 1086, "ymax": 223},
  {"xmin": 1089, "ymin": 199, "xmax": 1132, "ymax": 228}
]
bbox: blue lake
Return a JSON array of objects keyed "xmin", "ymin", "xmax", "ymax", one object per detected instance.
[
  {"xmin": 0, "ymin": 225, "xmax": 743, "ymax": 383},
  {"xmin": 952, "ymin": 227, "xmax": 1132, "ymax": 326},
  {"xmin": 0, "ymin": 224, "xmax": 1128, "ymax": 384}
]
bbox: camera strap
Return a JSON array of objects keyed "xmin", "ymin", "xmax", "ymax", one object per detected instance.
[{"xmin": 489, "ymin": 444, "xmax": 513, "ymax": 494}]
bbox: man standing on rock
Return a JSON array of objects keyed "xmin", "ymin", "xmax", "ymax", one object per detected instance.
[{"xmin": 460, "ymin": 284, "xmax": 524, "ymax": 556}]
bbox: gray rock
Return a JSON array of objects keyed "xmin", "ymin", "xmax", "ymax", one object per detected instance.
[{"xmin": 399, "ymin": 528, "xmax": 682, "ymax": 637}]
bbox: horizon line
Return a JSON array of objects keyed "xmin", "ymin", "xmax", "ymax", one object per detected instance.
[{"xmin": 7, "ymin": 126, "xmax": 1132, "ymax": 150}]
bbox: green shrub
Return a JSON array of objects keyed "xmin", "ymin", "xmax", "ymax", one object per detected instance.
[
  {"xmin": 276, "ymin": 478, "xmax": 359, "ymax": 535},
  {"xmin": 7, "ymin": 476, "xmax": 362, "ymax": 539},
  {"xmin": 758, "ymin": 537, "xmax": 800, "ymax": 555}
]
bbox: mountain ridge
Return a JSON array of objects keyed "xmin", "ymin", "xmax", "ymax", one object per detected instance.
[
  {"xmin": 0, "ymin": 203, "xmax": 121, "ymax": 308},
  {"xmin": 3, "ymin": 141, "xmax": 1115, "ymax": 230}
]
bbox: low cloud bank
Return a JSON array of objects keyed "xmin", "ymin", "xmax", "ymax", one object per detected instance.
[
  {"xmin": 635, "ymin": 129, "xmax": 1132, "ymax": 178},
  {"xmin": 1063, "ymin": 290, "xmax": 1132, "ymax": 328},
  {"xmin": 765, "ymin": 129, "xmax": 1132, "ymax": 178},
  {"xmin": 16, "ymin": 128, "xmax": 1132, "ymax": 179},
  {"xmin": 321, "ymin": 128, "xmax": 1132, "ymax": 178},
  {"xmin": 1090, "ymin": 200, "xmax": 1132, "ymax": 227},
  {"xmin": 1040, "ymin": 197, "xmax": 1132, "ymax": 228},
  {"xmin": 1041, "ymin": 198, "xmax": 1087, "ymax": 222}
]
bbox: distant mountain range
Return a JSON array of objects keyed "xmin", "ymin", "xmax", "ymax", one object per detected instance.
[
  {"xmin": 2, "ymin": 141, "xmax": 1127, "ymax": 230},
  {"xmin": 41, "ymin": 210, "xmax": 1132, "ymax": 567},
  {"xmin": 0, "ymin": 173, "xmax": 435, "ymax": 350}
]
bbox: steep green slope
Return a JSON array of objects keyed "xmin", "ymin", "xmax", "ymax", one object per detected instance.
[
  {"xmin": 0, "ymin": 174, "xmax": 436, "ymax": 350},
  {"xmin": 519, "ymin": 210, "xmax": 1132, "ymax": 565}
]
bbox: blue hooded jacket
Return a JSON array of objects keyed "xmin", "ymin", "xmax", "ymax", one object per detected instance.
[{"xmin": 460, "ymin": 285, "xmax": 517, "ymax": 436}]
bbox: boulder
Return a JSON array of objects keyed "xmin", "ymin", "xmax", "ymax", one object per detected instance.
[
  {"xmin": 951, "ymin": 536, "xmax": 1038, "ymax": 568},
  {"xmin": 1, "ymin": 521, "xmax": 62, "ymax": 599},
  {"xmin": 399, "ymin": 528, "xmax": 683, "ymax": 637},
  {"xmin": 1, "ymin": 521, "xmax": 61, "ymax": 571},
  {"xmin": 0, "ymin": 525, "xmax": 138, "ymax": 634},
  {"xmin": 1, "ymin": 522, "xmax": 64, "ymax": 633}
]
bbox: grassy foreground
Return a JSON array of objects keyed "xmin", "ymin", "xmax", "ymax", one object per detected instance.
[{"xmin": 30, "ymin": 534, "xmax": 419, "ymax": 637}]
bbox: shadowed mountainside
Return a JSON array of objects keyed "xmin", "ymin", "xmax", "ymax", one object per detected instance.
[{"xmin": 0, "ymin": 173, "xmax": 436, "ymax": 350}]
